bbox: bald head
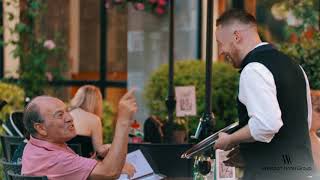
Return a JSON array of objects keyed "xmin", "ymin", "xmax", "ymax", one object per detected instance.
[{"xmin": 23, "ymin": 96, "xmax": 62, "ymax": 136}]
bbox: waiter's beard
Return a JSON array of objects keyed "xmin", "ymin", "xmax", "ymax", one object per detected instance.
[{"xmin": 226, "ymin": 46, "xmax": 241, "ymax": 68}]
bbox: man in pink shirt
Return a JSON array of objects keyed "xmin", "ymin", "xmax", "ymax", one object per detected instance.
[{"xmin": 22, "ymin": 89, "xmax": 137, "ymax": 180}]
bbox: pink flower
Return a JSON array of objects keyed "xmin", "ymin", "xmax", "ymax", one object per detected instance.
[
  {"xmin": 155, "ymin": 6, "xmax": 165, "ymax": 15},
  {"xmin": 149, "ymin": 0, "xmax": 157, "ymax": 3},
  {"xmin": 45, "ymin": 72, "xmax": 53, "ymax": 81},
  {"xmin": 43, "ymin": 40, "xmax": 56, "ymax": 50},
  {"xmin": 157, "ymin": 0, "xmax": 166, "ymax": 6},
  {"xmin": 134, "ymin": 3, "xmax": 145, "ymax": 11},
  {"xmin": 105, "ymin": 0, "xmax": 111, "ymax": 8}
]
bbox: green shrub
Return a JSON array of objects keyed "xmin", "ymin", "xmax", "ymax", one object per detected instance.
[
  {"xmin": 0, "ymin": 82, "xmax": 25, "ymax": 126},
  {"xmin": 276, "ymin": 0, "xmax": 320, "ymax": 90},
  {"xmin": 102, "ymin": 101, "xmax": 115, "ymax": 144},
  {"xmin": 0, "ymin": 82, "xmax": 24, "ymax": 178},
  {"xmin": 144, "ymin": 60, "xmax": 239, "ymax": 134}
]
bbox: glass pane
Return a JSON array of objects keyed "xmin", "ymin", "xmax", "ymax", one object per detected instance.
[{"xmin": 127, "ymin": 0, "xmax": 200, "ymax": 122}]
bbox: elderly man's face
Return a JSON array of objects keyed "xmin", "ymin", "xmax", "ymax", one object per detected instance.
[
  {"xmin": 38, "ymin": 98, "xmax": 76, "ymax": 143},
  {"xmin": 215, "ymin": 25, "xmax": 242, "ymax": 68}
]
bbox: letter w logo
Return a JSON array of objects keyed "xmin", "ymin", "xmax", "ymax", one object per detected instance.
[{"xmin": 282, "ymin": 154, "xmax": 292, "ymax": 165}]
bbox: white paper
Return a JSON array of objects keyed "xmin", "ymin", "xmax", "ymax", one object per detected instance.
[
  {"xmin": 215, "ymin": 149, "xmax": 236, "ymax": 180},
  {"xmin": 118, "ymin": 150, "xmax": 154, "ymax": 180},
  {"xmin": 175, "ymin": 86, "xmax": 197, "ymax": 117}
]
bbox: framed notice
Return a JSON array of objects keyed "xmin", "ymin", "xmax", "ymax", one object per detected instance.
[
  {"xmin": 175, "ymin": 86, "xmax": 197, "ymax": 117},
  {"xmin": 215, "ymin": 149, "xmax": 236, "ymax": 180}
]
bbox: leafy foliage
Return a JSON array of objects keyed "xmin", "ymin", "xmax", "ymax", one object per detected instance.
[
  {"xmin": 105, "ymin": 0, "xmax": 169, "ymax": 15},
  {"xmin": 0, "ymin": 82, "xmax": 25, "ymax": 128},
  {"xmin": 102, "ymin": 101, "xmax": 115, "ymax": 143},
  {"xmin": 277, "ymin": 0, "xmax": 320, "ymax": 89},
  {"xmin": 2, "ymin": 0, "xmax": 68, "ymax": 98},
  {"xmin": 144, "ymin": 60, "xmax": 239, "ymax": 134}
]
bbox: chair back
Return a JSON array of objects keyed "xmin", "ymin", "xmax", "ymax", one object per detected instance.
[
  {"xmin": 0, "ymin": 135, "xmax": 25, "ymax": 161},
  {"xmin": 67, "ymin": 143, "xmax": 83, "ymax": 156},
  {"xmin": 2, "ymin": 112, "xmax": 25, "ymax": 137},
  {"xmin": 7, "ymin": 171, "xmax": 48, "ymax": 180},
  {"xmin": 0, "ymin": 159, "xmax": 22, "ymax": 180},
  {"xmin": 10, "ymin": 112, "xmax": 25, "ymax": 137}
]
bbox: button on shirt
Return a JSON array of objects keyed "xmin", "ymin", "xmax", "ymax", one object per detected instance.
[
  {"xmin": 239, "ymin": 42, "xmax": 312, "ymax": 143},
  {"xmin": 22, "ymin": 136, "xmax": 97, "ymax": 180}
]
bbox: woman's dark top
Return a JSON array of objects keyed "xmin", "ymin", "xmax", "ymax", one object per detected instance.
[{"xmin": 67, "ymin": 135, "xmax": 94, "ymax": 158}]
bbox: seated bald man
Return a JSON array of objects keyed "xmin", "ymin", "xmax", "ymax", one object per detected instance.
[{"xmin": 22, "ymin": 89, "xmax": 137, "ymax": 180}]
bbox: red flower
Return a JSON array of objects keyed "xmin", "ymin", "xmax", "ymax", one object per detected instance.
[
  {"xmin": 131, "ymin": 120, "xmax": 140, "ymax": 129},
  {"xmin": 304, "ymin": 26, "xmax": 315, "ymax": 40},
  {"xmin": 157, "ymin": 0, "xmax": 167, "ymax": 6},
  {"xmin": 289, "ymin": 33, "xmax": 298, "ymax": 44},
  {"xmin": 155, "ymin": 6, "xmax": 165, "ymax": 15}
]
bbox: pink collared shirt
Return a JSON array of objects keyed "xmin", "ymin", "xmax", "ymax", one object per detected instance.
[{"xmin": 22, "ymin": 136, "xmax": 97, "ymax": 180}]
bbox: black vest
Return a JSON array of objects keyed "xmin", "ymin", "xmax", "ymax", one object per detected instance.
[{"xmin": 237, "ymin": 44, "xmax": 314, "ymax": 179}]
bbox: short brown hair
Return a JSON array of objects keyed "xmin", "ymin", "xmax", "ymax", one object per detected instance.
[
  {"xmin": 216, "ymin": 9, "xmax": 257, "ymax": 27},
  {"xmin": 23, "ymin": 100, "xmax": 45, "ymax": 136}
]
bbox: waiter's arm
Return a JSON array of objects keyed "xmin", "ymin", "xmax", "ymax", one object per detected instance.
[
  {"xmin": 215, "ymin": 63, "xmax": 283, "ymax": 150},
  {"xmin": 215, "ymin": 125, "xmax": 254, "ymax": 150}
]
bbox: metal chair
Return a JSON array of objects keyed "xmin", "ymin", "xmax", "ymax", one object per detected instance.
[
  {"xmin": 7, "ymin": 171, "xmax": 48, "ymax": 180},
  {"xmin": 0, "ymin": 159, "xmax": 22, "ymax": 180},
  {"xmin": 0, "ymin": 135, "xmax": 25, "ymax": 161},
  {"xmin": 1, "ymin": 112, "xmax": 25, "ymax": 137}
]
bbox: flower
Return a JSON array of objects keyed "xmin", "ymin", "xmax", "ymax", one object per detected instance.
[
  {"xmin": 157, "ymin": 0, "xmax": 167, "ymax": 6},
  {"xmin": 155, "ymin": 6, "xmax": 165, "ymax": 15},
  {"xmin": 43, "ymin": 40, "xmax": 56, "ymax": 50},
  {"xmin": 45, "ymin": 72, "xmax": 53, "ymax": 81},
  {"xmin": 134, "ymin": 3, "xmax": 145, "ymax": 11},
  {"xmin": 105, "ymin": 0, "xmax": 168, "ymax": 15}
]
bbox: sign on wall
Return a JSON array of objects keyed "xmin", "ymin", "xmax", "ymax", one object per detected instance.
[{"xmin": 175, "ymin": 86, "xmax": 197, "ymax": 117}]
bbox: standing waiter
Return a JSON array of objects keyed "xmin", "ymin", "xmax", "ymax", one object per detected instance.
[{"xmin": 214, "ymin": 9, "xmax": 314, "ymax": 180}]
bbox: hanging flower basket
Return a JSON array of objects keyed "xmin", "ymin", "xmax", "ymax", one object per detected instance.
[{"xmin": 105, "ymin": 0, "xmax": 169, "ymax": 15}]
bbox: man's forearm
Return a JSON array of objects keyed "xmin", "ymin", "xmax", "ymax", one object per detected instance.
[
  {"xmin": 101, "ymin": 120, "xmax": 130, "ymax": 175},
  {"xmin": 230, "ymin": 125, "xmax": 255, "ymax": 146}
]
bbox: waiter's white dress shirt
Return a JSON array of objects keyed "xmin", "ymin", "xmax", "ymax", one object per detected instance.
[{"xmin": 238, "ymin": 42, "xmax": 312, "ymax": 143}]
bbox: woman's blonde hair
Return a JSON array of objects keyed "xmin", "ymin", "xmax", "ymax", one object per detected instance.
[{"xmin": 70, "ymin": 85, "xmax": 103, "ymax": 118}]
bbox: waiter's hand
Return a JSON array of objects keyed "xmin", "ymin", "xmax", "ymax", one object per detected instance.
[
  {"xmin": 223, "ymin": 146, "xmax": 245, "ymax": 168},
  {"xmin": 214, "ymin": 132, "xmax": 235, "ymax": 151}
]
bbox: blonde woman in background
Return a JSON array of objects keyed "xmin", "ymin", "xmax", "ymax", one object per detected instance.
[
  {"xmin": 68, "ymin": 85, "xmax": 136, "ymax": 177},
  {"xmin": 68, "ymin": 85, "xmax": 105, "ymax": 158}
]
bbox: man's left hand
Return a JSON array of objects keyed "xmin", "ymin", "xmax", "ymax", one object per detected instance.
[
  {"xmin": 96, "ymin": 144, "xmax": 111, "ymax": 159},
  {"xmin": 214, "ymin": 132, "xmax": 235, "ymax": 150}
]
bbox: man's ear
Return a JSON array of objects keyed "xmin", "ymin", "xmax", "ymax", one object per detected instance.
[
  {"xmin": 34, "ymin": 123, "xmax": 48, "ymax": 136},
  {"xmin": 233, "ymin": 31, "xmax": 241, "ymax": 42}
]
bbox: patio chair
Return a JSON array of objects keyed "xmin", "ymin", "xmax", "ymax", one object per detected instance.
[
  {"xmin": 7, "ymin": 171, "xmax": 48, "ymax": 180},
  {"xmin": 2, "ymin": 112, "xmax": 25, "ymax": 137},
  {"xmin": 0, "ymin": 159, "xmax": 22, "ymax": 180},
  {"xmin": 0, "ymin": 135, "xmax": 25, "ymax": 161},
  {"xmin": 67, "ymin": 143, "xmax": 83, "ymax": 156}
]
